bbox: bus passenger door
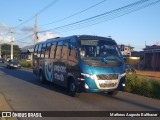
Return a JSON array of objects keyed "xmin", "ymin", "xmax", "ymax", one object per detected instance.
[{"xmin": 67, "ymin": 40, "xmax": 79, "ymax": 85}]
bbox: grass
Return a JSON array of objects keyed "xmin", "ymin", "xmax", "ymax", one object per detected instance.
[
  {"xmin": 125, "ymin": 74, "xmax": 160, "ymax": 99},
  {"xmin": 5, "ymin": 118, "xmax": 11, "ymax": 120},
  {"xmin": 20, "ymin": 60, "xmax": 32, "ymax": 68}
]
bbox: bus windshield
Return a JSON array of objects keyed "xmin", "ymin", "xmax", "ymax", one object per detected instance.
[{"xmin": 79, "ymin": 39, "xmax": 123, "ymax": 66}]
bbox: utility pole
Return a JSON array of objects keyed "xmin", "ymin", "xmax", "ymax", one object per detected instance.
[
  {"xmin": 0, "ymin": 44, "xmax": 1, "ymax": 58},
  {"xmin": 10, "ymin": 29, "xmax": 14, "ymax": 60},
  {"xmin": 34, "ymin": 15, "xmax": 38, "ymax": 44}
]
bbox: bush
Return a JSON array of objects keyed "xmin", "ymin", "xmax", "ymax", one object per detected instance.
[
  {"xmin": 150, "ymin": 80, "xmax": 160, "ymax": 99},
  {"xmin": 20, "ymin": 60, "xmax": 32, "ymax": 68},
  {"xmin": 125, "ymin": 74, "xmax": 160, "ymax": 99}
]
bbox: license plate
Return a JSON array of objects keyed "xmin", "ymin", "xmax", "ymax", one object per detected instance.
[
  {"xmin": 99, "ymin": 80, "xmax": 118, "ymax": 88},
  {"xmin": 99, "ymin": 80, "xmax": 117, "ymax": 84}
]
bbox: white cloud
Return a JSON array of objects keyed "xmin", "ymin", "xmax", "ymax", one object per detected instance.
[
  {"xmin": 0, "ymin": 35, "xmax": 12, "ymax": 44},
  {"xmin": 20, "ymin": 26, "xmax": 34, "ymax": 32},
  {"xmin": 0, "ymin": 32, "xmax": 61, "ymax": 48},
  {"xmin": 0, "ymin": 23, "xmax": 13, "ymax": 44},
  {"xmin": 37, "ymin": 32, "xmax": 60, "ymax": 42},
  {"xmin": 0, "ymin": 23, "xmax": 9, "ymax": 30}
]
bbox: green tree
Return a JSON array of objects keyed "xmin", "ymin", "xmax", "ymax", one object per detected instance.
[{"xmin": 1, "ymin": 44, "xmax": 20, "ymax": 59}]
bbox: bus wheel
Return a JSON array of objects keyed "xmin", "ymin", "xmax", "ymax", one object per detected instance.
[
  {"xmin": 39, "ymin": 71, "xmax": 45, "ymax": 84},
  {"xmin": 68, "ymin": 80, "xmax": 79, "ymax": 97}
]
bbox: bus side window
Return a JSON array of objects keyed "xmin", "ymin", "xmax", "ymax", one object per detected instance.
[
  {"xmin": 50, "ymin": 42, "xmax": 57, "ymax": 59},
  {"xmin": 61, "ymin": 41, "xmax": 69, "ymax": 60},
  {"xmin": 45, "ymin": 43, "xmax": 51, "ymax": 58},
  {"xmin": 55, "ymin": 41, "xmax": 63, "ymax": 60},
  {"xmin": 68, "ymin": 40, "xmax": 77, "ymax": 62},
  {"xmin": 37, "ymin": 44, "xmax": 42, "ymax": 58},
  {"xmin": 41, "ymin": 44, "xmax": 46, "ymax": 58}
]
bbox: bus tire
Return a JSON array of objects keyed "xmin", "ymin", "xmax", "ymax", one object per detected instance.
[
  {"xmin": 39, "ymin": 71, "xmax": 45, "ymax": 84},
  {"xmin": 68, "ymin": 79, "xmax": 79, "ymax": 97}
]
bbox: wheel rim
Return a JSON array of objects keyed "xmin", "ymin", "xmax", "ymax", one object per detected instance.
[{"xmin": 70, "ymin": 83, "xmax": 75, "ymax": 92}]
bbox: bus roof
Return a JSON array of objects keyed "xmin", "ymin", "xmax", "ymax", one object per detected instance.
[{"xmin": 35, "ymin": 35, "xmax": 115, "ymax": 45}]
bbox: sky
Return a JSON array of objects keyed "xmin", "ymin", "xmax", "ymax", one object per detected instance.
[{"xmin": 0, "ymin": 0, "xmax": 160, "ymax": 51}]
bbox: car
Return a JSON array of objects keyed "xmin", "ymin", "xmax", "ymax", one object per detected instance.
[
  {"xmin": 0, "ymin": 58, "xmax": 5, "ymax": 63},
  {"xmin": 6, "ymin": 60, "xmax": 21, "ymax": 69},
  {"xmin": 125, "ymin": 63, "xmax": 136, "ymax": 74}
]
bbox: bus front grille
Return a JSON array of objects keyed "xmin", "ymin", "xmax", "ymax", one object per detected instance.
[
  {"xmin": 99, "ymin": 82, "xmax": 117, "ymax": 88},
  {"xmin": 96, "ymin": 74, "xmax": 119, "ymax": 80}
]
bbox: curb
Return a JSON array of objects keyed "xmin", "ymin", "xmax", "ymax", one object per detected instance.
[{"xmin": 0, "ymin": 93, "xmax": 18, "ymax": 120}]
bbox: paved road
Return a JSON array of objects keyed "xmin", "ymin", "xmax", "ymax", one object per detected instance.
[{"xmin": 0, "ymin": 63, "xmax": 160, "ymax": 120}]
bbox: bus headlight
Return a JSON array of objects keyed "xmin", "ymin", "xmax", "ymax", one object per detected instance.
[
  {"xmin": 120, "ymin": 73, "xmax": 126, "ymax": 78},
  {"xmin": 85, "ymin": 83, "xmax": 89, "ymax": 89},
  {"xmin": 81, "ymin": 73, "xmax": 95, "ymax": 80}
]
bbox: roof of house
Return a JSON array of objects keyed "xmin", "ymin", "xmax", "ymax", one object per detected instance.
[
  {"xmin": 21, "ymin": 45, "xmax": 34, "ymax": 53},
  {"xmin": 143, "ymin": 45, "xmax": 160, "ymax": 53}
]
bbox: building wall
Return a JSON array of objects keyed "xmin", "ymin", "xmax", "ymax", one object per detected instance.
[
  {"xmin": 144, "ymin": 52, "xmax": 160, "ymax": 70},
  {"xmin": 20, "ymin": 53, "xmax": 33, "ymax": 61},
  {"xmin": 118, "ymin": 44, "xmax": 134, "ymax": 56},
  {"xmin": 143, "ymin": 45, "xmax": 160, "ymax": 70}
]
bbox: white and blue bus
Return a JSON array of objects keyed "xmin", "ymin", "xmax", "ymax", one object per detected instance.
[{"xmin": 33, "ymin": 35, "xmax": 126, "ymax": 96}]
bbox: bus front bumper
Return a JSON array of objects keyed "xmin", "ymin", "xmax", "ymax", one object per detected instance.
[{"xmin": 77, "ymin": 76, "xmax": 125, "ymax": 93}]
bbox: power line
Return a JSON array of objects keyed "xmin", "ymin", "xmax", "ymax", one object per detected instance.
[
  {"xmin": 36, "ymin": 0, "xmax": 58, "ymax": 15},
  {"xmin": 40, "ymin": 0, "xmax": 108, "ymax": 26},
  {"xmin": 1, "ymin": 29, "xmax": 33, "ymax": 46},
  {"xmin": 0, "ymin": 37, "xmax": 32, "ymax": 45},
  {"xmin": 0, "ymin": 28, "xmax": 10, "ymax": 30},
  {"xmin": 14, "ymin": 41, "xmax": 33, "ymax": 44},
  {"xmin": 14, "ymin": 0, "xmax": 160, "ymax": 44},
  {"xmin": 14, "ymin": 0, "xmax": 107, "ymax": 43},
  {"xmin": 0, "ymin": 33, "xmax": 34, "ymax": 44},
  {"xmin": 13, "ymin": 0, "xmax": 59, "ymax": 29},
  {"xmin": 40, "ymin": 0, "xmax": 160, "ymax": 33},
  {"xmin": 58, "ymin": 0, "xmax": 152, "ymax": 31},
  {"xmin": 16, "ymin": 34, "xmax": 34, "ymax": 42},
  {"xmin": 12, "ymin": 0, "xmax": 59, "ymax": 45},
  {"xmin": 41, "ymin": 0, "xmax": 150, "ymax": 32},
  {"xmin": 0, "ymin": 38, "xmax": 33, "ymax": 45}
]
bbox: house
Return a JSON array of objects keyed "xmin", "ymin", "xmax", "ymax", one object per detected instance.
[
  {"xmin": 118, "ymin": 44, "xmax": 134, "ymax": 56},
  {"xmin": 20, "ymin": 45, "xmax": 34, "ymax": 61},
  {"xmin": 143, "ymin": 45, "xmax": 160, "ymax": 70}
]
